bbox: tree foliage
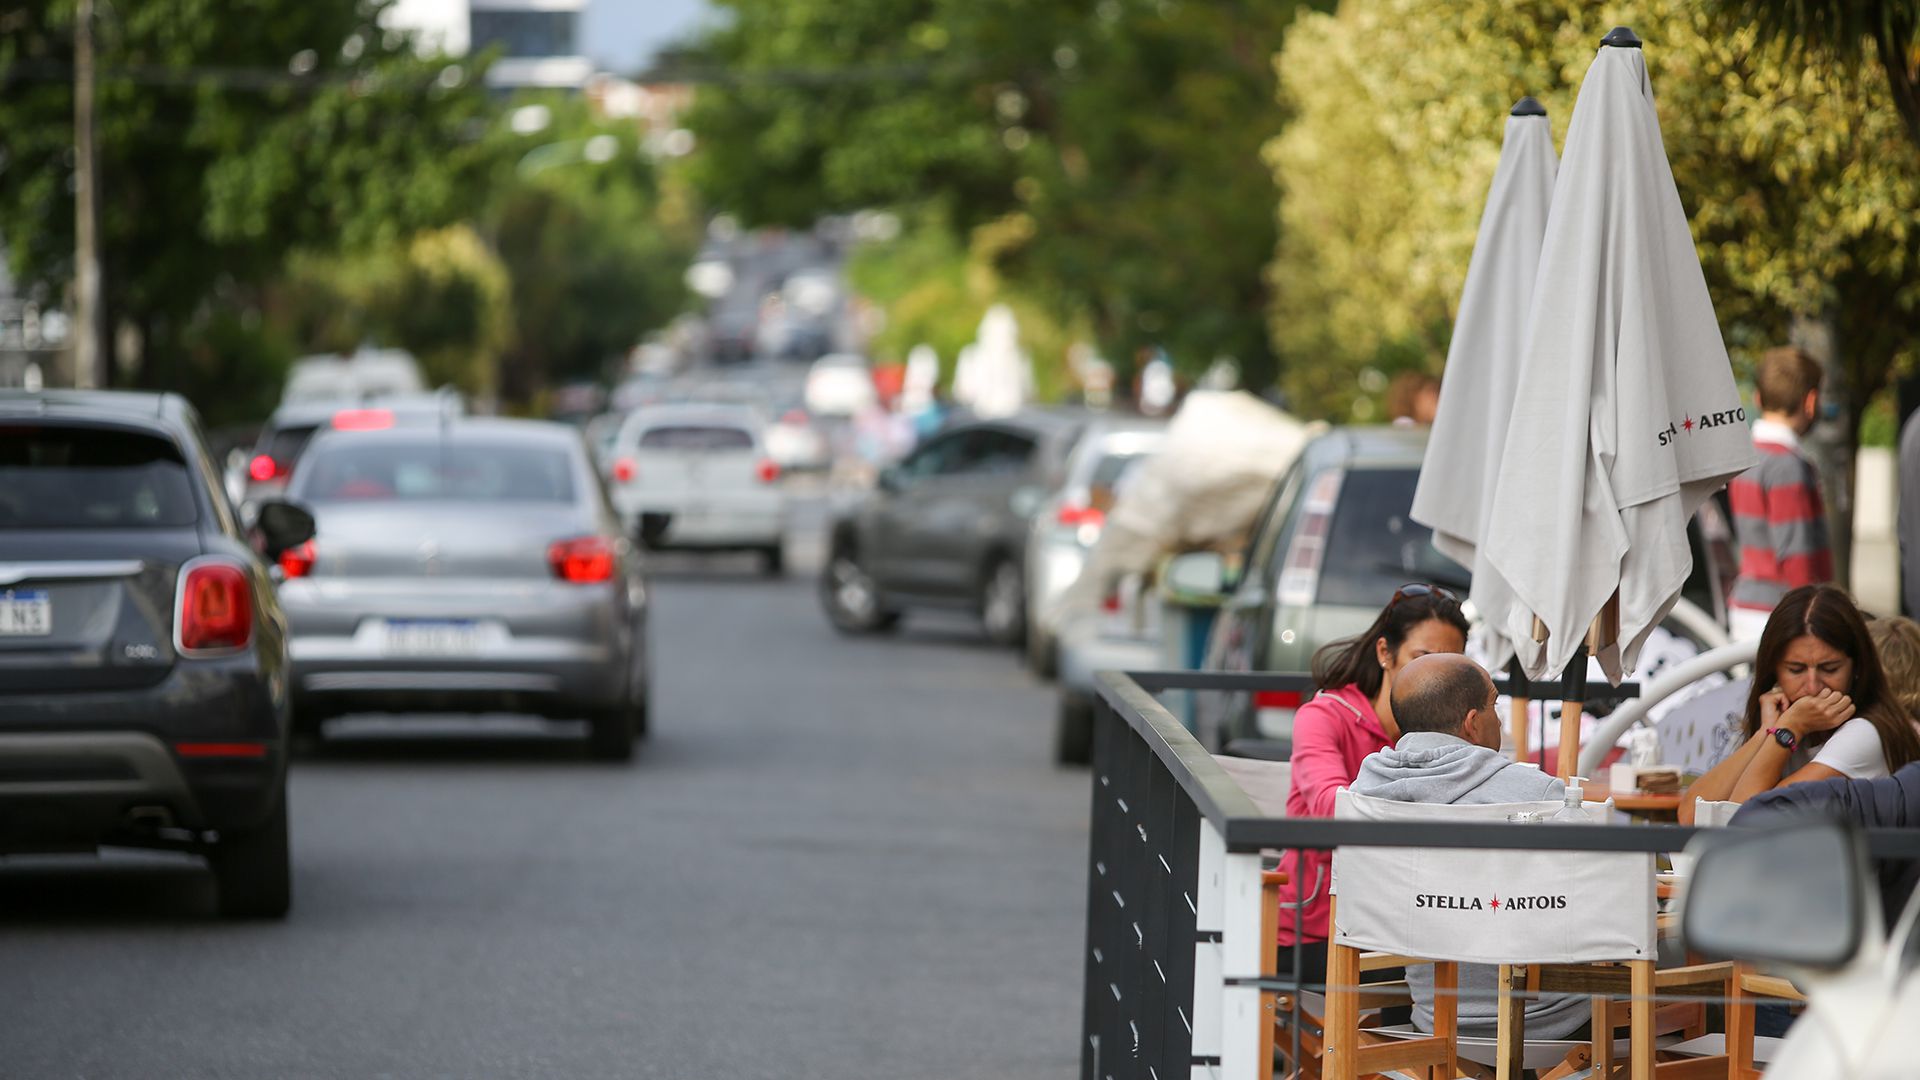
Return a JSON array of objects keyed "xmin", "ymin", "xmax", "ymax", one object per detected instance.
[
  {"xmin": 1267, "ymin": 0, "xmax": 1920, "ymax": 427},
  {"xmin": 686, "ymin": 0, "xmax": 1320, "ymax": 390},
  {"xmin": 1700, "ymin": 0, "xmax": 1920, "ymax": 151}
]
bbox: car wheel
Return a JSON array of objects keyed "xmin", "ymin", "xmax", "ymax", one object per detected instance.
[
  {"xmin": 760, "ymin": 544, "xmax": 785, "ymax": 577},
  {"xmin": 1055, "ymin": 693, "xmax": 1095, "ymax": 766},
  {"xmin": 1026, "ymin": 624, "xmax": 1058, "ymax": 680},
  {"xmin": 588, "ymin": 703, "xmax": 636, "ymax": 761},
  {"xmin": 821, "ymin": 549, "xmax": 900, "ymax": 634},
  {"xmin": 209, "ymin": 788, "xmax": 291, "ymax": 919},
  {"xmin": 979, "ymin": 557, "xmax": 1026, "ymax": 648}
]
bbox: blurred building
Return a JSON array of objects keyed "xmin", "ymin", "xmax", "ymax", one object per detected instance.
[{"xmin": 385, "ymin": 0, "xmax": 594, "ymax": 90}]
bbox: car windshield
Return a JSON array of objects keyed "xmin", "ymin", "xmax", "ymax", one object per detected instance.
[
  {"xmin": 297, "ymin": 439, "xmax": 575, "ymax": 503},
  {"xmin": 260, "ymin": 423, "xmax": 318, "ymax": 467},
  {"xmin": 1316, "ymin": 467, "xmax": 1464, "ymax": 607},
  {"xmin": 0, "ymin": 425, "xmax": 198, "ymax": 528},
  {"xmin": 637, "ymin": 425, "xmax": 755, "ymax": 452}
]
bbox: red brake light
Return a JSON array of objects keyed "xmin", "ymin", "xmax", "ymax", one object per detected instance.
[
  {"xmin": 1252, "ymin": 690, "xmax": 1304, "ymax": 711},
  {"xmin": 756, "ymin": 459, "xmax": 781, "ymax": 484},
  {"xmin": 548, "ymin": 536, "xmax": 616, "ymax": 583},
  {"xmin": 174, "ymin": 741, "xmax": 269, "ymax": 759},
  {"xmin": 332, "ymin": 408, "xmax": 394, "ymax": 431},
  {"xmin": 278, "ymin": 540, "xmax": 316, "ymax": 579},
  {"xmin": 248, "ymin": 454, "xmax": 279, "ymax": 482},
  {"xmin": 612, "ymin": 457, "xmax": 636, "ymax": 483},
  {"xmin": 1057, "ymin": 504, "xmax": 1105, "ymax": 528},
  {"xmin": 178, "ymin": 562, "xmax": 253, "ymax": 652},
  {"xmin": 780, "ymin": 409, "xmax": 808, "ymax": 425}
]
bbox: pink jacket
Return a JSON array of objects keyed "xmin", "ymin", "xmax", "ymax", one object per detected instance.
[{"xmin": 1274, "ymin": 683, "xmax": 1393, "ymax": 946}]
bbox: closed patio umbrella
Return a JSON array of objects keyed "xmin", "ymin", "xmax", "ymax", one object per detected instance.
[
  {"xmin": 1411, "ymin": 96, "xmax": 1558, "ymax": 682},
  {"xmin": 1480, "ymin": 28, "xmax": 1757, "ymax": 773}
]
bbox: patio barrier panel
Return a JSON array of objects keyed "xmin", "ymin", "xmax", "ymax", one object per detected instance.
[{"xmin": 1080, "ymin": 669, "xmax": 1920, "ymax": 1080}]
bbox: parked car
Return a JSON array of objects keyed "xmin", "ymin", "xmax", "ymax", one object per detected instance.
[
  {"xmin": 278, "ymin": 418, "xmax": 648, "ymax": 760},
  {"xmin": 821, "ymin": 412, "xmax": 1085, "ymax": 645},
  {"xmin": 764, "ymin": 401, "xmax": 834, "ymax": 474},
  {"xmin": 1191, "ymin": 426, "xmax": 1736, "ymax": 754},
  {"xmin": 234, "ymin": 392, "xmax": 464, "ymax": 512},
  {"xmin": 1024, "ymin": 417, "xmax": 1167, "ymax": 678},
  {"xmin": 605, "ymin": 404, "xmax": 787, "ymax": 575},
  {"xmin": 0, "ymin": 389, "xmax": 315, "ymax": 917}
]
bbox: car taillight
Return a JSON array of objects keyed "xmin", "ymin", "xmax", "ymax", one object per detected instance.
[
  {"xmin": 1252, "ymin": 690, "xmax": 1304, "ymax": 711},
  {"xmin": 332, "ymin": 408, "xmax": 394, "ymax": 431},
  {"xmin": 1276, "ymin": 469, "xmax": 1345, "ymax": 607},
  {"xmin": 1057, "ymin": 504, "xmax": 1105, "ymax": 528},
  {"xmin": 548, "ymin": 536, "xmax": 616, "ymax": 583},
  {"xmin": 248, "ymin": 454, "xmax": 279, "ymax": 482},
  {"xmin": 756, "ymin": 459, "xmax": 781, "ymax": 484},
  {"xmin": 279, "ymin": 540, "xmax": 316, "ymax": 579},
  {"xmin": 178, "ymin": 561, "xmax": 253, "ymax": 652},
  {"xmin": 612, "ymin": 457, "xmax": 636, "ymax": 483}
]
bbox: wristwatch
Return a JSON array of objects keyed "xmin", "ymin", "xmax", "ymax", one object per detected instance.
[{"xmin": 1766, "ymin": 726, "xmax": 1799, "ymax": 752}]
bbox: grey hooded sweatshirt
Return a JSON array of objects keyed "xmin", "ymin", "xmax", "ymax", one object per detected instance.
[{"xmin": 1349, "ymin": 731, "xmax": 1588, "ymax": 1041}]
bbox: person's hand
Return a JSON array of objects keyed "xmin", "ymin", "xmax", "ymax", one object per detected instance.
[
  {"xmin": 1758, "ymin": 688, "xmax": 1788, "ymax": 732},
  {"xmin": 1780, "ymin": 688, "xmax": 1853, "ymax": 736}
]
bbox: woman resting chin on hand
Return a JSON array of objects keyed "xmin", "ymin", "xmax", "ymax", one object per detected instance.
[{"xmin": 1681, "ymin": 585, "xmax": 1920, "ymax": 823}]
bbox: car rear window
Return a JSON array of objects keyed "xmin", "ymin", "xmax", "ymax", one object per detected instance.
[
  {"xmin": 1315, "ymin": 468, "xmax": 1464, "ymax": 607},
  {"xmin": 297, "ymin": 440, "xmax": 575, "ymax": 503},
  {"xmin": 637, "ymin": 425, "xmax": 755, "ymax": 452},
  {"xmin": 0, "ymin": 425, "xmax": 198, "ymax": 527},
  {"xmin": 261, "ymin": 424, "xmax": 319, "ymax": 467}
]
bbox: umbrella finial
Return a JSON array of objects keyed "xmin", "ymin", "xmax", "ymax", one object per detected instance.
[
  {"xmin": 1510, "ymin": 96, "xmax": 1547, "ymax": 117},
  {"xmin": 1599, "ymin": 26, "xmax": 1642, "ymax": 49}
]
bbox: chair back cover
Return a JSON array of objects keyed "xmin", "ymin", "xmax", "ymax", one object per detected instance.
[{"xmin": 1331, "ymin": 789, "xmax": 1656, "ymax": 965}]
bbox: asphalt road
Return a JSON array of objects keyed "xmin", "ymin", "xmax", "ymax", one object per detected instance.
[{"xmin": 0, "ymin": 499, "xmax": 1089, "ymax": 1079}]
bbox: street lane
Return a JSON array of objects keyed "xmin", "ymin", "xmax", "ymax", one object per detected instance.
[{"xmin": 0, "ymin": 503, "xmax": 1088, "ymax": 1079}]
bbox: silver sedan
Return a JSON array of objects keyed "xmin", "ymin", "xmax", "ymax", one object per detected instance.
[{"xmin": 276, "ymin": 419, "xmax": 648, "ymax": 759}]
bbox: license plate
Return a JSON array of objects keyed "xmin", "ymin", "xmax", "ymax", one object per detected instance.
[
  {"xmin": 383, "ymin": 619, "xmax": 480, "ymax": 656},
  {"xmin": 0, "ymin": 590, "xmax": 51, "ymax": 636}
]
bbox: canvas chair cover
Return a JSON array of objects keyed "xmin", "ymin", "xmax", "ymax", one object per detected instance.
[{"xmin": 1330, "ymin": 789, "xmax": 1656, "ymax": 966}]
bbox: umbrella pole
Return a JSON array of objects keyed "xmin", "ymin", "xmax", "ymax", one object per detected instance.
[
  {"xmin": 1558, "ymin": 643, "xmax": 1588, "ymax": 782},
  {"xmin": 1507, "ymin": 658, "xmax": 1530, "ymax": 762}
]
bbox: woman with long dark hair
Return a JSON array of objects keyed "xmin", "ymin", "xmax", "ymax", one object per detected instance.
[
  {"xmin": 1681, "ymin": 585, "xmax": 1920, "ymax": 823},
  {"xmin": 1273, "ymin": 584, "xmax": 1470, "ymax": 971}
]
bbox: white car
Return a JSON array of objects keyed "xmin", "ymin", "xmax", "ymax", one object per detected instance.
[
  {"xmin": 804, "ymin": 354, "xmax": 878, "ymax": 418},
  {"xmin": 606, "ymin": 404, "xmax": 788, "ymax": 575}
]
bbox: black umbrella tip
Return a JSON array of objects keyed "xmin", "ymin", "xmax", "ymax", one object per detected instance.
[
  {"xmin": 1600, "ymin": 26, "xmax": 1643, "ymax": 48},
  {"xmin": 1510, "ymin": 96, "xmax": 1546, "ymax": 117}
]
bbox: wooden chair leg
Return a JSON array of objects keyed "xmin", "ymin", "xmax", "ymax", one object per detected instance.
[
  {"xmin": 1591, "ymin": 993, "xmax": 1615, "ymax": 1078},
  {"xmin": 1431, "ymin": 961, "xmax": 1458, "ymax": 1080},
  {"xmin": 1325, "ymin": 942, "xmax": 1360, "ymax": 1080},
  {"xmin": 1495, "ymin": 963, "xmax": 1527, "ymax": 1080},
  {"xmin": 1261, "ymin": 876, "xmax": 1280, "ymax": 1080},
  {"xmin": 1726, "ymin": 968, "xmax": 1756, "ymax": 1080},
  {"xmin": 1629, "ymin": 960, "xmax": 1655, "ymax": 1080}
]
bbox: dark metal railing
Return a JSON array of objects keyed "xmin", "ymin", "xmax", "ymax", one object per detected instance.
[{"xmin": 1080, "ymin": 669, "xmax": 1920, "ymax": 1080}]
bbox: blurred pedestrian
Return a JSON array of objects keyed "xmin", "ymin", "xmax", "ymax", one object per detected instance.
[
  {"xmin": 1898, "ymin": 405, "xmax": 1920, "ymax": 617},
  {"xmin": 1728, "ymin": 346, "xmax": 1832, "ymax": 641},
  {"xmin": 1387, "ymin": 372, "xmax": 1441, "ymax": 427}
]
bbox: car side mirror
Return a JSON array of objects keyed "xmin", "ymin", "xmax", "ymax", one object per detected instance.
[
  {"xmin": 1681, "ymin": 819, "xmax": 1865, "ymax": 970},
  {"xmin": 1163, "ymin": 551, "xmax": 1231, "ymax": 601},
  {"xmin": 877, "ymin": 466, "xmax": 905, "ymax": 494},
  {"xmin": 253, "ymin": 499, "xmax": 317, "ymax": 558}
]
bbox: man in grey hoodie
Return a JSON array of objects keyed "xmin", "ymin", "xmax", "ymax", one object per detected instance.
[{"xmin": 1348, "ymin": 653, "xmax": 1589, "ymax": 1042}]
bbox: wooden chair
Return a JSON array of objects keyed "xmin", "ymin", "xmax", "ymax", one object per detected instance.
[
  {"xmin": 1322, "ymin": 790, "xmax": 1730, "ymax": 1080},
  {"xmin": 1258, "ymin": 874, "xmax": 1416, "ymax": 1080},
  {"xmin": 1722, "ymin": 965, "xmax": 1804, "ymax": 1080}
]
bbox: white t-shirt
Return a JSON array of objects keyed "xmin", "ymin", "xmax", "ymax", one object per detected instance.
[{"xmin": 1788, "ymin": 717, "xmax": 1892, "ymax": 780}]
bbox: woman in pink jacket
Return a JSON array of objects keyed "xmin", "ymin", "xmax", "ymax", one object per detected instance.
[{"xmin": 1274, "ymin": 584, "xmax": 1469, "ymax": 980}]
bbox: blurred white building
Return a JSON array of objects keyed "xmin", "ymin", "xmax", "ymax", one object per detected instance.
[{"xmin": 384, "ymin": 0, "xmax": 594, "ymax": 90}]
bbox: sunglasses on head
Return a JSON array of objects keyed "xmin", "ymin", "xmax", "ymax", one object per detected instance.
[{"xmin": 1389, "ymin": 582, "xmax": 1460, "ymax": 609}]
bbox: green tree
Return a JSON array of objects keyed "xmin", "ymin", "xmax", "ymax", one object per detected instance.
[
  {"xmin": 0, "ymin": 0, "xmax": 498, "ymax": 393},
  {"xmin": 1702, "ymin": 0, "xmax": 1920, "ymax": 151},
  {"xmin": 684, "ymin": 0, "xmax": 1317, "ymax": 391},
  {"xmin": 1266, "ymin": 1, "xmax": 1920, "ymax": 431}
]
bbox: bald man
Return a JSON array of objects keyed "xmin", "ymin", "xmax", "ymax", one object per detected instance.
[{"xmin": 1349, "ymin": 653, "xmax": 1582, "ymax": 1039}]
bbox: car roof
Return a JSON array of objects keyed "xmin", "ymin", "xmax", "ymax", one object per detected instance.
[
  {"xmin": 0, "ymin": 388, "xmax": 186, "ymax": 426},
  {"xmin": 624, "ymin": 403, "xmax": 764, "ymax": 428},
  {"xmin": 1301, "ymin": 425, "xmax": 1430, "ymax": 470},
  {"xmin": 268, "ymin": 393, "xmax": 459, "ymax": 427},
  {"xmin": 305, "ymin": 415, "xmax": 580, "ymax": 449}
]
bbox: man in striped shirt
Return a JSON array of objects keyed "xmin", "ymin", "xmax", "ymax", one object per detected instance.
[{"xmin": 1729, "ymin": 346, "xmax": 1833, "ymax": 640}]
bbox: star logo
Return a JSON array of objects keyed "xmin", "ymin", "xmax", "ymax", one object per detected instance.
[
  {"xmin": 1682, "ymin": 415, "xmax": 1695, "ymax": 432},
  {"xmin": 1489, "ymin": 895, "xmax": 1501, "ymax": 910}
]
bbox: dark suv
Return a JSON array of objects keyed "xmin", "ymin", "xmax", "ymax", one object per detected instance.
[
  {"xmin": 821, "ymin": 413, "xmax": 1083, "ymax": 645},
  {"xmin": 0, "ymin": 390, "xmax": 314, "ymax": 917}
]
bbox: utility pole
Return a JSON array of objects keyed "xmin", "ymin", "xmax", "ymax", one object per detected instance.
[{"xmin": 73, "ymin": 0, "xmax": 104, "ymax": 389}]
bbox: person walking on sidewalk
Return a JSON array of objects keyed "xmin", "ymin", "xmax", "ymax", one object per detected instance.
[{"xmin": 1729, "ymin": 346, "xmax": 1833, "ymax": 641}]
